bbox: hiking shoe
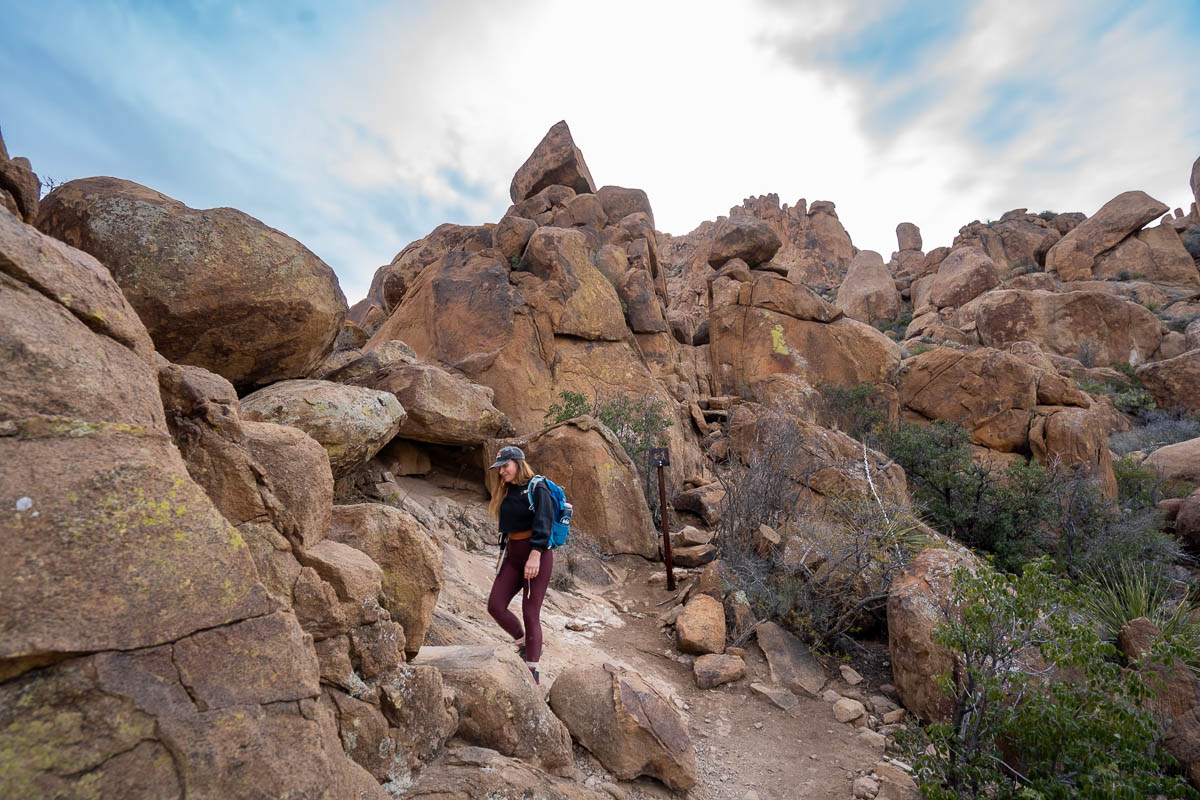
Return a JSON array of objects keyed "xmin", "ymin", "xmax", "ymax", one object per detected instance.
[
  {"xmin": 517, "ymin": 645, "xmax": 527, "ymax": 662},
  {"xmin": 528, "ymin": 665, "xmax": 540, "ymax": 685}
]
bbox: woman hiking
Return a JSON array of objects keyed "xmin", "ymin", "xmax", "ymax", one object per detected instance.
[{"xmin": 486, "ymin": 445, "xmax": 554, "ymax": 684}]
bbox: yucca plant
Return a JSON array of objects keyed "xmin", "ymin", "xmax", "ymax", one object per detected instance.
[{"xmin": 1081, "ymin": 566, "xmax": 1200, "ymax": 675}]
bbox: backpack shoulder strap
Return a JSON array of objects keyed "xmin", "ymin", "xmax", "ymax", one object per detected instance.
[{"xmin": 526, "ymin": 475, "xmax": 544, "ymax": 511}]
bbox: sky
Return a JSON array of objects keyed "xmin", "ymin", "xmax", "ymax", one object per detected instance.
[{"xmin": 2, "ymin": 0, "xmax": 1198, "ymax": 304}]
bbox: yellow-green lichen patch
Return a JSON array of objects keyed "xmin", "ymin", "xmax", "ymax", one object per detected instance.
[{"xmin": 770, "ymin": 323, "xmax": 790, "ymax": 355}]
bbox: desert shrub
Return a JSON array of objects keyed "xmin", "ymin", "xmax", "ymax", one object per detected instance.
[
  {"xmin": 1110, "ymin": 407, "xmax": 1200, "ymax": 455},
  {"xmin": 1167, "ymin": 314, "xmax": 1197, "ymax": 333},
  {"xmin": 816, "ymin": 382, "xmax": 887, "ymax": 447},
  {"xmin": 1113, "ymin": 385, "xmax": 1157, "ymax": 414},
  {"xmin": 909, "ymin": 559, "xmax": 1196, "ymax": 800},
  {"xmin": 873, "ymin": 312, "xmax": 913, "ymax": 338},
  {"xmin": 716, "ymin": 410, "xmax": 923, "ymax": 650},
  {"xmin": 1081, "ymin": 565, "xmax": 1200, "ymax": 675},
  {"xmin": 1182, "ymin": 225, "xmax": 1200, "ymax": 260},
  {"xmin": 882, "ymin": 422, "xmax": 1056, "ymax": 572},
  {"xmin": 1037, "ymin": 210, "xmax": 1058, "ymax": 221}
]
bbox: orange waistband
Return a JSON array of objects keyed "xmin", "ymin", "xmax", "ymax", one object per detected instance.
[{"xmin": 506, "ymin": 530, "xmax": 532, "ymax": 540}]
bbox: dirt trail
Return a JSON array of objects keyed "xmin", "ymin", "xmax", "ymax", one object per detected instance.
[{"xmin": 430, "ymin": 530, "xmax": 888, "ymax": 800}]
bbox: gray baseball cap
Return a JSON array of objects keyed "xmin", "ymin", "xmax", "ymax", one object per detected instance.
[{"xmin": 489, "ymin": 445, "xmax": 525, "ymax": 469}]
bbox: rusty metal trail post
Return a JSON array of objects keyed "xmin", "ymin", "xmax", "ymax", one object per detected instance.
[{"xmin": 650, "ymin": 447, "xmax": 675, "ymax": 591}]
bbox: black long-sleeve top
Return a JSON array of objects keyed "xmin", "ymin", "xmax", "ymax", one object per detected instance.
[{"xmin": 498, "ymin": 480, "xmax": 555, "ymax": 552}]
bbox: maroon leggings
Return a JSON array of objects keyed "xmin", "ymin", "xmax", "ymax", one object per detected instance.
[{"xmin": 486, "ymin": 537, "xmax": 553, "ymax": 662}]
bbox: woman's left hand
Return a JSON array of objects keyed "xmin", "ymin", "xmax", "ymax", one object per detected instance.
[{"xmin": 524, "ymin": 551, "xmax": 541, "ymax": 579}]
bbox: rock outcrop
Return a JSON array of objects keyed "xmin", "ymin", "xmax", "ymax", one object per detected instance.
[
  {"xmin": 36, "ymin": 177, "xmax": 347, "ymax": 389},
  {"xmin": 1046, "ymin": 190, "xmax": 1169, "ymax": 281},
  {"xmin": 549, "ymin": 663, "xmax": 698, "ymax": 791},
  {"xmin": 837, "ymin": 250, "xmax": 902, "ymax": 324}
]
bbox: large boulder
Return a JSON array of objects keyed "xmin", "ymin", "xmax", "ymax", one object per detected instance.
[
  {"xmin": 371, "ymin": 222, "xmax": 494, "ymax": 313},
  {"xmin": 707, "ymin": 216, "xmax": 783, "ymax": 268},
  {"xmin": 346, "ymin": 358, "xmax": 511, "ymax": 445},
  {"xmin": 1144, "ymin": 437, "xmax": 1200, "ymax": 485},
  {"xmin": 928, "ymin": 246, "xmax": 1000, "ymax": 309},
  {"xmin": 897, "ymin": 222, "xmax": 923, "ymax": 252},
  {"xmin": 1046, "ymin": 190, "xmax": 1170, "ymax": 280},
  {"xmin": 1192, "ymin": 156, "xmax": 1200, "ymax": 210},
  {"xmin": 1092, "ymin": 223, "xmax": 1200, "ymax": 285},
  {"xmin": 1136, "ymin": 349, "xmax": 1200, "ymax": 414},
  {"xmin": 511, "ymin": 416, "xmax": 658, "ymax": 557},
  {"xmin": 406, "ymin": 745, "xmax": 611, "ymax": 800},
  {"xmin": 241, "ymin": 379, "xmax": 406, "ymax": 478},
  {"xmin": 1, "ymin": 210, "xmax": 382, "ymax": 797},
  {"xmin": 888, "ymin": 546, "xmax": 979, "ymax": 722},
  {"xmin": 377, "ymin": 664, "xmax": 460, "ymax": 777},
  {"xmin": 36, "ymin": 177, "xmax": 347, "ymax": 389},
  {"xmin": 722, "ymin": 194, "xmax": 856, "ymax": 285},
  {"xmin": 1028, "ymin": 405, "xmax": 1118, "ymax": 498},
  {"xmin": 959, "ymin": 289, "xmax": 1162, "ymax": 366},
  {"xmin": 549, "ymin": 664, "xmax": 697, "ymax": 791},
  {"xmin": 597, "ymin": 185, "xmax": 655, "ymax": 228},
  {"xmin": 411, "ymin": 645, "xmax": 573, "ymax": 776},
  {"xmin": 509, "ymin": 120, "xmax": 596, "ymax": 202},
  {"xmin": 518, "ymin": 226, "xmax": 627, "ymax": 341},
  {"xmin": 837, "ymin": 250, "xmax": 902, "ymax": 324},
  {"xmin": 755, "ymin": 621, "xmax": 826, "ymax": 698},
  {"xmin": 900, "ymin": 348, "xmax": 1038, "ymax": 451},
  {"xmin": 328, "ymin": 504, "xmax": 443, "ymax": 657},
  {"xmin": 952, "ymin": 211, "xmax": 1061, "ymax": 271}
]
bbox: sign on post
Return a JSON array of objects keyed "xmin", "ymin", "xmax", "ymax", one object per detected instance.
[{"xmin": 651, "ymin": 447, "xmax": 675, "ymax": 590}]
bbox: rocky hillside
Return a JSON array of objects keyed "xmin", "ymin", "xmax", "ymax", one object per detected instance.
[{"xmin": 3, "ymin": 120, "xmax": 1200, "ymax": 798}]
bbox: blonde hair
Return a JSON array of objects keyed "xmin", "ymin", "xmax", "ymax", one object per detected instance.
[{"xmin": 488, "ymin": 460, "xmax": 537, "ymax": 518}]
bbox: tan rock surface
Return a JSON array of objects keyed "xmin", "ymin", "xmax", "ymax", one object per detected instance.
[
  {"xmin": 549, "ymin": 663, "xmax": 698, "ymax": 791},
  {"xmin": 241, "ymin": 379, "xmax": 406, "ymax": 477},
  {"xmin": 411, "ymin": 644, "xmax": 573, "ymax": 776},
  {"xmin": 694, "ymin": 653, "xmax": 746, "ymax": 689},
  {"xmin": 329, "ymin": 503, "xmax": 443, "ymax": 657},
  {"xmin": 837, "ymin": 250, "xmax": 902, "ymax": 324},
  {"xmin": 961, "ymin": 289, "xmax": 1162, "ymax": 366},
  {"xmin": 514, "ymin": 416, "xmax": 659, "ymax": 557},
  {"xmin": 755, "ymin": 621, "xmax": 826, "ymax": 698},
  {"xmin": 406, "ymin": 745, "xmax": 611, "ymax": 800},
  {"xmin": 1144, "ymin": 437, "xmax": 1200, "ymax": 485},
  {"xmin": 928, "ymin": 246, "xmax": 1001, "ymax": 309},
  {"xmin": 888, "ymin": 546, "xmax": 979, "ymax": 722},
  {"xmin": 1136, "ymin": 349, "xmax": 1200, "ymax": 414},
  {"xmin": 676, "ymin": 594, "xmax": 726, "ymax": 655},
  {"xmin": 952, "ymin": 211, "xmax": 1061, "ymax": 271},
  {"xmin": 707, "ymin": 215, "xmax": 783, "ymax": 268},
  {"xmin": 1046, "ymin": 190, "xmax": 1169, "ymax": 280},
  {"xmin": 36, "ymin": 177, "xmax": 347, "ymax": 389},
  {"xmin": 1092, "ymin": 223, "xmax": 1200, "ymax": 285}
]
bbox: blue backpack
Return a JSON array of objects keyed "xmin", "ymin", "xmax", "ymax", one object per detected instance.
[{"xmin": 527, "ymin": 475, "xmax": 572, "ymax": 549}]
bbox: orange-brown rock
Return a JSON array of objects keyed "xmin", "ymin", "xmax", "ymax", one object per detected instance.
[
  {"xmin": 897, "ymin": 222, "xmax": 922, "ymax": 252},
  {"xmin": 1046, "ymin": 190, "xmax": 1169, "ymax": 280},
  {"xmin": 346, "ymin": 358, "xmax": 512, "ymax": 445},
  {"xmin": 406, "ymin": 745, "xmax": 611, "ymax": 800},
  {"xmin": 1192, "ymin": 155, "xmax": 1200, "ymax": 210},
  {"xmin": 510, "ymin": 416, "xmax": 658, "ymax": 557},
  {"xmin": 0, "ymin": 208, "xmax": 162, "ymax": 428},
  {"xmin": 707, "ymin": 215, "xmax": 783, "ymax": 268},
  {"xmin": 36, "ymin": 177, "xmax": 347, "ymax": 390},
  {"xmin": 328, "ymin": 503, "xmax": 443, "ymax": 657},
  {"xmin": 412, "ymin": 645, "xmax": 573, "ymax": 776},
  {"xmin": 1136, "ymin": 349, "xmax": 1200, "ymax": 414},
  {"xmin": 928, "ymin": 246, "xmax": 1000, "ymax": 309},
  {"xmin": 494, "ymin": 213, "xmax": 537, "ymax": 261},
  {"xmin": 727, "ymin": 194, "xmax": 857, "ymax": 285},
  {"xmin": 1144, "ymin": 437, "xmax": 1200, "ymax": 485},
  {"xmin": 518, "ymin": 226, "xmax": 627, "ymax": 340},
  {"xmin": 959, "ymin": 289, "xmax": 1162, "ymax": 366},
  {"xmin": 378, "ymin": 663, "xmax": 460, "ymax": 775},
  {"xmin": 888, "ymin": 546, "xmax": 980, "ymax": 722},
  {"xmin": 549, "ymin": 663, "xmax": 697, "ymax": 791},
  {"xmin": 1092, "ymin": 223, "xmax": 1200, "ymax": 285},
  {"xmin": 509, "ymin": 120, "xmax": 596, "ymax": 202},
  {"xmin": 952, "ymin": 210, "xmax": 1061, "ymax": 271},
  {"xmin": 837, "ymin": 250, "xmax": 902, "ymax": 324},
  {"xmin": 374, "ymin": 222, "xmax": 494, "ymax": 312},
  {"xmin": 709, "ymin": 304, "xmax": 899, "ymax": 397},
  {"xmin": 1176, "ymin": 488, "xmax": 1200, "ymax": 550},
  {"xmin": 1028, "ymin": 405, "xmax": 1117, "ymax": 497},
  {"xmin": 694, "ymin": 653, "xmax": 746, "ymax": 689},
  {"xmin": 676, "ymin": 593, "xmax": 726, "ymax": 654},
  {"xmin": 900, "ymin": 347, "xmax": 1037, "ymax": 452},
  {"xmin": 756, "ymin": 621, "xmax": 827, "ymax": 698}
]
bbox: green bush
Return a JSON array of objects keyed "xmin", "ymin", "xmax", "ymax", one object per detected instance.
[
  {"xmin": 882, "ymin": 422, "xmax": 1056, "ymax": 572},
  {"xmin": 910, "ymin": 559, "xmax": 1196, "ymax": 800},
  {"xmin": 816, "ymin": 382, "xmax": 887, "ymax": 447}
]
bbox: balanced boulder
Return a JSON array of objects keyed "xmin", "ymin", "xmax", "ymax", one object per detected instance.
[
  {"xmin": 36, "ymin": 177, "xmax": 347, "ymax": 389},
  {"xmin": 1046, "ymin": 190, "xmax": 1169, "ymax": 281},
  {"xmin": 509, "ymin": 120, "xmax": 596, "ymax": 202}
]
